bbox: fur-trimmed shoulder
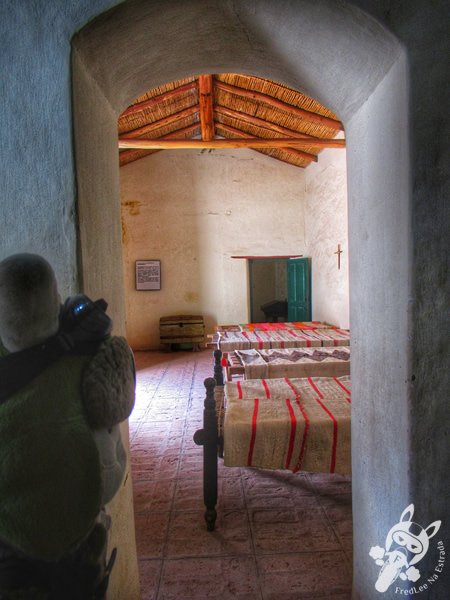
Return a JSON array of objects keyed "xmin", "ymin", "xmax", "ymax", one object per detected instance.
[{"xmin": 81, "ymin": 336, "xmax": 135, "ymax": 429}]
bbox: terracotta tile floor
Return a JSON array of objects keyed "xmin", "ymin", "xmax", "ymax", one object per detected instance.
[{"xmin": 130, "ymin": 350, "xmax": 353, "ymax": 600}]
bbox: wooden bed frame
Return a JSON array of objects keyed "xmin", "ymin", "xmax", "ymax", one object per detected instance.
[
  {"xmin": 193, "ymin": 350, "xmax": 224, "ymax": 531},
  {"xmin": 194, "ymin": 349, "xmax": 351, "ymax": 531}
]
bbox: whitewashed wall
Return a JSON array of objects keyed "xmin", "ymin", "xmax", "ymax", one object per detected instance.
[
  {"xmin": 120, "ymin": 148, "xmax": 307, "ymax": 349},
  {"xmin": 305, "ymin": 148, "xmax": 349, "ymax": 328}
]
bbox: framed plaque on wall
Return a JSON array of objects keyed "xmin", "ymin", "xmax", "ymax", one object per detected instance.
[{"xmin": 135, "ymin": 259, "xmax": 161, "ymax": 290}]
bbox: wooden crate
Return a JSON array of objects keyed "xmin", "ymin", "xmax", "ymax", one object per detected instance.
[{"xmin": 160, "ymin": 315, "xmax": 205, "ymax": 348}]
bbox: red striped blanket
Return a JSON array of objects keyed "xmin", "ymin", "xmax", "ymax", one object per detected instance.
[
  {"xmin": 216, "ymin": 321, "xmax": 336, "ymax": 333},
  {"xmin": 223, "ymin": 376, "xmax": 351, "ymax": 474},
  {"xmin": 240, "ymin": 321, "xmax": 336, "ymax": 332},
  {"xmin": 218, "ymin": 328, "xmax": 350, "ymax": 352}
]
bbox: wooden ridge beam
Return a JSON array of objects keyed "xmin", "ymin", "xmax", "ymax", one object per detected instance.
[
  {"xmin": 215, "ymin": 122, "xmax": 317, "ymax": 163},
  {"xmin": 198, "ymin": 75, "xmax": 215, "ymax": 141},
  {"xmin": 119, "ymin": 123, "xmax": 200, "ymax": 164},
  {"xmin": 120, "ymin": 105, "xmax": 199, "ymax": 138},
  {"xmin": 215, "ymin": 80, "xmax": 343, "ymax": 131},
  {"xmin": 120, "ymin": 81, "xmax": 198, "ymax": 118},
  {"xmin": 118, "ymin": 136, "xmax": 346, "ymax": 150}
]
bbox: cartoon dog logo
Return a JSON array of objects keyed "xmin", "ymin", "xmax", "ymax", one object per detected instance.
[{"xmin": 369, "ymin": 504, "xmax": 441, "ymax": 593}]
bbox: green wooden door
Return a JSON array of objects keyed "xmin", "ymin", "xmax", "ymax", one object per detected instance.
[{"xmin": 287, "ymin": 258, "xmax": 311, "ymax": 321}]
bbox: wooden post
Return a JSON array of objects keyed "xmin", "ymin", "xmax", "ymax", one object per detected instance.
[
  {"xmin": 213, "ymin": 349, "xmax": 224, "ymax": 386},
  {"xmin": 193, "ymin": 377, "xmax": 218, "ymax": 531},
  {"xmin": 202, "ymin": 377, "xmax": 218, "ymax": 530},
  {"xmin": 198, "ymin": 75, "xmax": 215, "ymax": 141}
]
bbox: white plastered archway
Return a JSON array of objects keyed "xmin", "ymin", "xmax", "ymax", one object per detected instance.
[{"xmin": 72, "ymin": 1, "xmax": 410, "ymax": 598}]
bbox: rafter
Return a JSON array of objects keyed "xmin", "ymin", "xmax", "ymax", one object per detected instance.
[
  {"xmin": 120, "ymin": 81, "xmax": 198, "ymax": 118},
  {"xmin": 118, "ymin": 137, "xmax": 346, "ymax": 150},
  {"xmin": 117, "ymin": 74, "xmax": 347, "ymax": 169},
  {"xmin": 119, "ymin": 123, "xmax": 201, "ymax": 165},
  {"xmin": 216, "ymin": 105, "xmax": 320, "ymax": 140},
  {"xmin": 215, "ymin": 80, "xmax": 343, "ymax": 131},
  {"xmin": 215, "ymin": 122, "xmax": 317, "ymax": 164},
  {"xmin": 120, "ymin": 105, "xmax": 199, "ymax": 138},
  {"xmin": 198, "ymin": 75, "xmax": 215, "ymax": 141}
]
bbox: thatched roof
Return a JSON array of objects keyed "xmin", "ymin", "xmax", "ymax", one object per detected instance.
[{"xmin": 118, "ymin": 74, "xmax": 344, "ymax": 169}]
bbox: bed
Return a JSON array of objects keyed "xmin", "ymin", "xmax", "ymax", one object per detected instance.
[
  {"xmin": 193, "ymin": 350, "xmax": 351, "ymax": 530},
  {"xmin": 215, "ymin": 321, "xmax": 337, "ymax": 333},
  {"xmin": 215, "ymin": 327, "xmax": 350, "ymax": 352},
  {"xmin": 210, "ymin": 321, "xmax": 350, "ymax": 352},
  {"xmin": 223, "ymin": 346, "xmax": 350, "ymax": 380}
]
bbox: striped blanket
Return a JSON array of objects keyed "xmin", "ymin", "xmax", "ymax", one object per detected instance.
[
  {"xmin": 235, "ymin": 347, "xmax": 350, "ymax": 379},
  {"xmin": 240, "ymin": 321, "xmax": 336, "ymax": 331},
  {"xmin": 216, "ymin": 321, "xmax": 336, "ymax": 333},
  {"xmin": 223, "ymin": 376, "xmax": 351, "ymax": 474},
  {"xmin": 218, "ymin": 327, "xmax": 350, "ymax": 352}
]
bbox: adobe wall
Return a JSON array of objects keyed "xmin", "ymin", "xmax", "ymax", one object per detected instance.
[
  {"xmin": 120, "ymin": 148, "xmax": 307, "ymax": 348},
  {"xmin": 305, "ymin": 146, "xmax": 349, "ymax": 328}
]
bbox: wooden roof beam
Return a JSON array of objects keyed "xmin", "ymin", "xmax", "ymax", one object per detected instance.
[
  {"xmin": 118, "ymin": 137, "xmax": 346, "ymax": 150},
  {"xmin": 120, "ymin": 105, "xmax": 199, "ymax": 139},
  {"xmin": 198, "ymin": 75, "xmax": 215, "ymax": 141},
  {"xmin": 215, "ymin": 80, "xmax": 343, "ymax": 131},
  {"xmin": 215, "ymin": 105, "xmax": 324, "ymax": 141},
  {"xmin": 119, "ymin": 123, "xmax": 201, "ymax": 165},
  {"xmin": 120, "ymin": 81, "xmax": 198, "ymax": 118},
  {"xmin": 215, "ymin": 123, "xmax": 317, "ymax": 163}
]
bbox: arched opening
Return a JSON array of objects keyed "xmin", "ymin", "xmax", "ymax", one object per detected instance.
[{"xmin": 72, "ymin": 1, "xmax": 409, "ymax": 598}]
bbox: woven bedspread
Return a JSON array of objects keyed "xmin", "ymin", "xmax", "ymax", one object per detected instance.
[
  {"xmin": 236, "ymin": 347, "xmax": 350, "ymax": 379},
  {"xmin": 218, "ymin": 327, "xmax": 350, "ymax": 352},
  {"xmin": 223, "ymin": 376, "xmax": 351, "ymax": 474},
  {"xmin": 216, "ymin": 321, "xmax": 335, "ymax": 333},
  {"xmin": 240, "ymin": 321, "xmax": 336, "ymax": 332}
]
